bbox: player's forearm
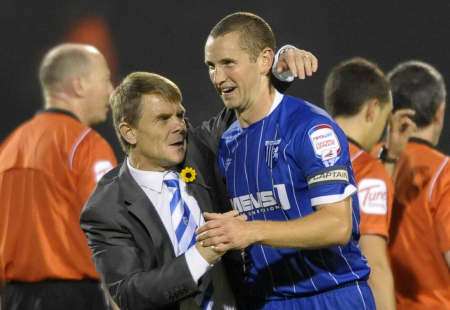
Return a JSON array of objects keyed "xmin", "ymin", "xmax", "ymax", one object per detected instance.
[
  {"xmin": 368, "ymin": 265, "xmax": 396, "ymax": 310},
  {"xmin": 360, "ymin": 235, "xmax": 396, "ymax": 310},
  {"xmin": 250, "ymin": 199, "xmax": 352, "ymax": 248}
]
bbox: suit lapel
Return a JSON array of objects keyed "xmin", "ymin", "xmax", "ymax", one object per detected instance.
[
  {"xmin": 117, "ymin": 161, "xmax": 175, "ymax": 262},
  {"xmin": 183, "ymin": 147, "xmax": 214, "ymax": 214}
]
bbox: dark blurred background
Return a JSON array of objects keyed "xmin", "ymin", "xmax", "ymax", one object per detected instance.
[{"xmin": 1, "ymin": 0, "xmax": 448, "ymax": 160}]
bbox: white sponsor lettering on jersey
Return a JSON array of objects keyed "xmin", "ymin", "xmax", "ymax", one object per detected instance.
[
  {"xmin": 231, "ymin": 184, "xmax": 291, "ymax": 214},
  {"xmin": 358, "ymin": 178, "xmax": 387, "ymax": 215}
]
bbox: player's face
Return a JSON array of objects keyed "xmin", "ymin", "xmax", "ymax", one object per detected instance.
[
  {"xmin": 83, "ymin": 53, "xmax": 113, "ymax": 125},
  {"xmin": 372, "ymin": 95, "xmax": 394, "ymax": 147},
  {"xmin": 204, "ymin": 31, "xmax": 263, "ymax": 111},
  {"xmin": 130, "ymin": 94, "xmax": 187, "ymax": 171}
]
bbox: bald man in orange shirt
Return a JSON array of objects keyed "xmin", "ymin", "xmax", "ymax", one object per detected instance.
[{"xmin": 0, "ymin": 44, "xmax": 117, "ymax": 310}]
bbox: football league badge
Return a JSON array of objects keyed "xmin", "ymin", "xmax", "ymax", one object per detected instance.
[{"xmin": 308, "ymin": 124, "xmax": 341, "ymax": 167}]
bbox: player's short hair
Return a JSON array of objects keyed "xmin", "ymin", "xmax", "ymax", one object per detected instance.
[
  {"xmin": 388, "ymin": 61, "xmax": 446, "ymax": 128},
  {"xmin": 110, "ymin": 72, "xmax": 182, "ymax": 153},
  {"xmin": 209, "ymin": 12, "xmax": 276, "ymax": 61},
  {"xmin": 39, "ymin": 43, "xmax": 97, "ymax": 93},
  {"xmin": 324, "ymin": 57, "xmax": 391, "ymax": 117}
]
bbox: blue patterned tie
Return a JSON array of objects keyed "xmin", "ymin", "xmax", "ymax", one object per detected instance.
[
  {"xmin": 164, "ymin": 176, "xmax": 214, "ymax": 310},
  {"xmin": 164, "ymin": 178, "xmax": 197, "ymax": 254}
]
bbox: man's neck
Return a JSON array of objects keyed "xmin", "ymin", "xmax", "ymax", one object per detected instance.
[
  {"xmin": 237, "ymin": 85, "xmax": 276, "ymax": 128},
  {"xmin": 410, "ymin": 125, "xmax": 437, "ymax": 146},
  {"xmin": 334, "ymin": 116, "xmax": 370, "ymax": 151},
  {"xmin": 128, "ymin": 153, "xmax": 174, "ymax": 172},
  {"xmin": 45, "ymin": 96, "xmax": 86, "ymax": 125}
]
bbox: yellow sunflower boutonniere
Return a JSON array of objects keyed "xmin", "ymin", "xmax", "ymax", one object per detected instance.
[{"xmin": 180, "ymin": 166, "xmax": 197, "ymax": 183}]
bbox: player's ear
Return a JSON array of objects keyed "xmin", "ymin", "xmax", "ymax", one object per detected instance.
[
  {"xmin": 433, "ymin": 102, "xmax": 445, "ymax": 126},
  {"xmin": 119, "ymin": 122, "xmax": 137, "ymax": 146},
  {"xmin": 258, "ymin": 47, "xmax": 274, "ymax": 75},
  {"xmin": 365, "ymin": 99, "xmax": 380, "ymax": 123}
]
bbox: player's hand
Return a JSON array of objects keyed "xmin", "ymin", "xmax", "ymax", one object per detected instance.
[
  {"xmin": 197, "ymin": 212, "xmax": 251, "ymax": 251},
  {"xmin": 196, "ymin": 241, "xmax": 225, "ymax": 264},
  {"xmin": 386, "ymin": 109, "xmax": 417, "ymax": 159},
  {"xmin": 274, "ymin": 46, "xmax": 318, "ymax": 80}
]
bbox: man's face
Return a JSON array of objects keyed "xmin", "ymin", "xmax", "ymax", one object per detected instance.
[
  {"xmin": 130, "ymin": 94, "xmax": 187, "ymax": 171},
  {"xmin": 83, "ymin": 53, "xmax": 113, "ymax": 125},
  {"xmin": 204, "ymin": 31, "xmax": 262, "ymax": 111},
  {"xmin": 372, "ymin": 95, "xmax": 394, "ymax": 147}
]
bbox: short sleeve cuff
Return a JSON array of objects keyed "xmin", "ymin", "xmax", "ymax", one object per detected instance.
[
  {"xmin": 185, "ymin": 245, "xmax": 213, "ymax": 283},
  {"xmin": 310, "ymin": 184, "xmax": 357, "ymax": 207}
]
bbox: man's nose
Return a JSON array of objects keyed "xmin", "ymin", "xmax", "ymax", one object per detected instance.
[
  {"xmin": 173, "ymin": 117, "xmax": 187, "ymax": 133},
  {"xmin": 212, "ymin": 66, "xmax": 226, "ymax": 85}
]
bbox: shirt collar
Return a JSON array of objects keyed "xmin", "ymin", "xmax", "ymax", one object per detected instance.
[
  {"xmin": 267, "ymin": 89, "xmax": 284, "ymax": 115},
  {"xmin": 127, "ymin": 158, "xmax": 178, "ymax": 193},
  {"xmin": 37, "ymin": 107, "xmax": 80, "ymax": 122},
  {"xmin": 346, "ymin": 136, "xmax": 365, "ymax": 151}
]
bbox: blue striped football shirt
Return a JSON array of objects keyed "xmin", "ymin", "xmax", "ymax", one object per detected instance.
[{"xmin": 218, "ymin": 91, "xmax": 370, "ymax": 300}]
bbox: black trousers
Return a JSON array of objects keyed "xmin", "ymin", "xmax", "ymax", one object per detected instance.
[{"xmin": 2, "ymin": 279, "xmax": 109, "ymax": 310}]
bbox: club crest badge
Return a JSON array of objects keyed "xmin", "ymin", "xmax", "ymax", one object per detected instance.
[{"xmin": 265, "ymin": 139, "xmax": 281, "ymax": 169}]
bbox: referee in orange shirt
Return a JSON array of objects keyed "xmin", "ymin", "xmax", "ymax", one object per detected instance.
[
  {"xmin": 323, "ymin": 57, "xmax": 416, "ymax": 310},
  {"xmin": 0, "ymin": 44, "xmax": 117, "ymax": 309},
  {"xmin": 388, "ymin": 61, "xmax": 449, "ymax": 310}
]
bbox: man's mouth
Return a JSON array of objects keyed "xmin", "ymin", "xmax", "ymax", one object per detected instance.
[
  {"xmin": 169, "ymin": 139, "xmax": 185, "ymax": 148},
  {"xmin": 220, "ymin": 86, "xmax": 237, "ymax": 96}
]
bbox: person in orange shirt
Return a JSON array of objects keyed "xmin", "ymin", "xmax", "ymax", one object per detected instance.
[
  {"xmin": 387, "ymin": 61, "xmax": 449, "ymax": 309},
  {"xmin": 323, "ymin": 58, "xmax": 416, "ymax": 310},
  {"xmin": 0, "ymin": 44, "xmax": 117, "ymax": 310}
]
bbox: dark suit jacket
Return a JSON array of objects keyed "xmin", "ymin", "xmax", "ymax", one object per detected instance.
[{"xmin": 80, "ymin": 112, "xmax": 234, "ymax": 310}]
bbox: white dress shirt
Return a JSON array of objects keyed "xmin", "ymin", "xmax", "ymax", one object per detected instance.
[{"xmin": 127, "ymin": 158, "xmax": 210, "ymax": 283}]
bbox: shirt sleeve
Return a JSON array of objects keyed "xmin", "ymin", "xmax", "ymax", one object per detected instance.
[
  {"xmin": 73, "ymin": 131, "xmax": 117, "ymax": 205},
  {"xmin": 293, "ymin": 118, "xmax": 357, "ymax": 207},
  {"xmin": 358, "ymin": 171, "xmax": 394, "ymax": 239},
  {"xmin": 432, "ymin": 160, "xmax": 450, "ymax": 252},
  {"xmin": 184, "ymin": 246, "xmax": 213, "ymax": 283}
]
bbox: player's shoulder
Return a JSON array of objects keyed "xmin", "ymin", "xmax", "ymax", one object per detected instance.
[
  {"xmin": 221, "ymin": 119, "xmax": 242, "ymax": 143},
  {"xmin": 406, "ymin": 140, "xmax": 449, "ymax": 171},
  {"xmin": 355, "ymin": 151, "xmax": 390, "ymax": 182},
  {"xmin": 280, "ymin": 95, "xmax": 341, "ymax": 134}
]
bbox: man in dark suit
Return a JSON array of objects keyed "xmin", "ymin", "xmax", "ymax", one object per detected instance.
[{"xmin": 80, "ymin": 72, "xmax": 236, "ymax": 310}]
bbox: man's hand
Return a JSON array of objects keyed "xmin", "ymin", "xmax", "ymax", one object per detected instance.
[
  {"xmin": 386, "ymin": 109, "xmax": 417, "ymax": 159},
  {"xmin": 195, "ymin": 241, "xmax": 224, "ymax": 264},
  {"xmin": 273, "ymin": 45, "xmax": 318, "ymax": 80},
  {"xmin": 196, "ymin": 211, "xmax": 251, "ymax": 252}
]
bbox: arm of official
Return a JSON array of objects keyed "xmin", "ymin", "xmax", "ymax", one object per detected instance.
[
  {"xmin": 358, "ymin": 173, "xmax": 396, "ymax": 310},
  {"xmin": 433, "ymin": 159, "xmax": 450, "ymax": 269},
  {"xmin": 381, "ymin": 109, "xmax": 416, "ymax": 176},
  {"xmin": 360, "ymin": 235, "xmax": 396, "ymax": 310}
]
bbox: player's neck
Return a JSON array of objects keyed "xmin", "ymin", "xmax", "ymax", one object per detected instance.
[
  {"xmin": 45, "ymin": 95, "xmax": 86, "ymax": 124},
  {"xmin": 237, "ymin": 85, "xmax": 276, "ymax": 128},
  {"xmin": 411, "ymin": 125, "xmax": 438, "ymax": 146},
  {"xmin": 335, "ymin": 116, "xmax": 371, "ymax": 151}
]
